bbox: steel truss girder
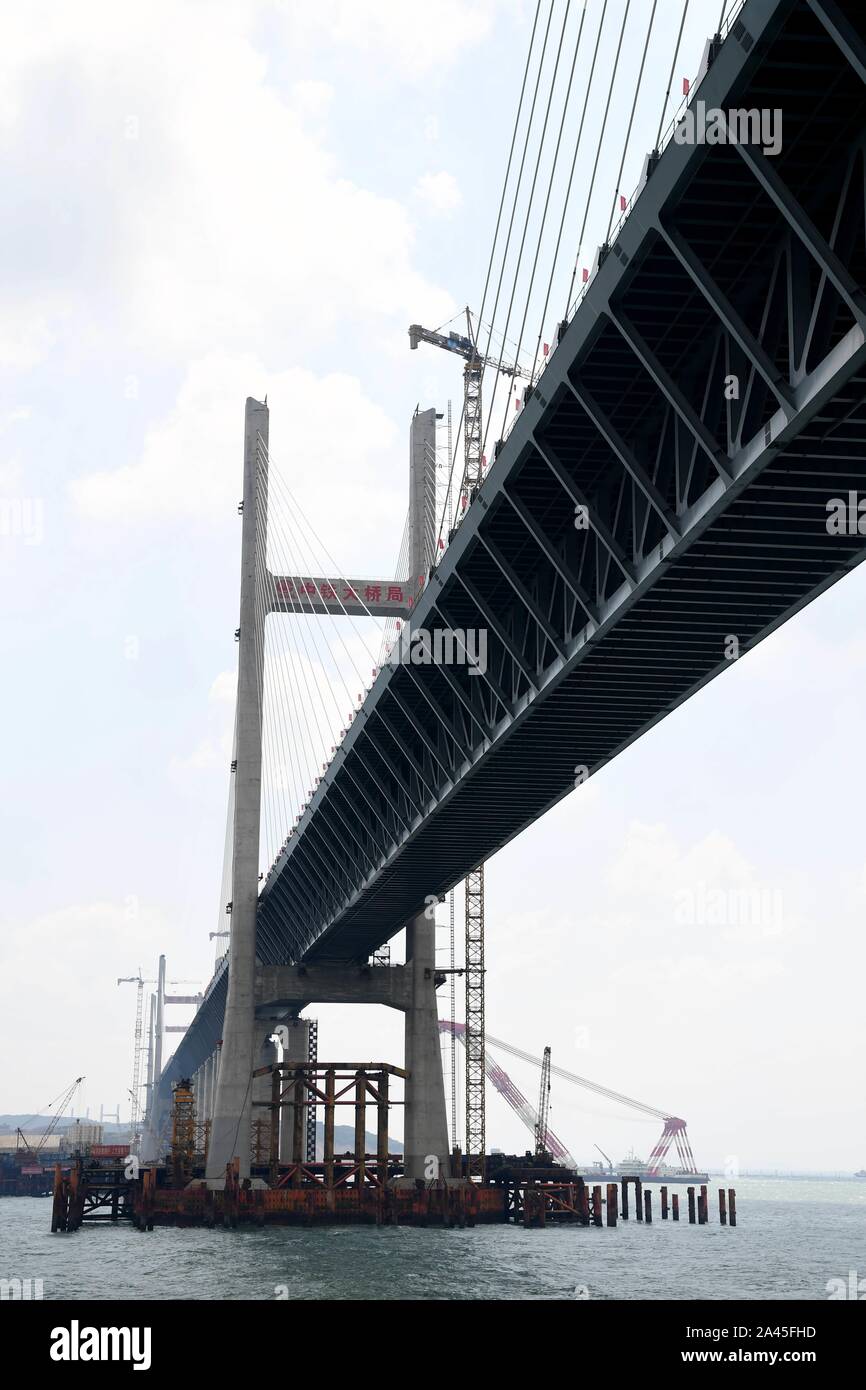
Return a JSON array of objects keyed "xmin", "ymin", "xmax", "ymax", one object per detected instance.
[
  {"xmin": 162, "ymin": 1, "xmax": 866, "ymax": 1085},
  {"xmin": 656, "ymin": 220, "xmax": 796, "ymax": 410},
  {"xmin": 250, "ymin": 0, "xmax": 866, "ymax": 970}
]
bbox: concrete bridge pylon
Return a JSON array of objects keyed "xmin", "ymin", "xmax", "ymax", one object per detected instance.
[
  {"xmin": 205, "ymin": 397, "xmax": 451, "ymax": 1184},
  {"xmin": 206, "ymin": 397, "xmax": 269, "ymax": 1183}
]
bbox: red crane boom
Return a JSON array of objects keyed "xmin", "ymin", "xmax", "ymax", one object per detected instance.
[
  {"xmin": 440, "ymin": 1021, "xmax": 575, "ymax": 1166},
  {"xmin": 440, "ymin": 1022, "xmax": 701, "ymax": 1176}
]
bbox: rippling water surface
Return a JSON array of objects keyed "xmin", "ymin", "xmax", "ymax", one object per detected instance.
[{"xmin": 3, "ymin": 1178, "xmax": 864, "ymax": 1300}]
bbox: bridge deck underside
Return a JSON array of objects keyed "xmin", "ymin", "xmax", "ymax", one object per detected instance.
[
  {"xmin": 254, "ymin": 0, "xmax": 866, "ymax": 966},
  {"xmin": 160, "ymin": 0, "xmax": 866, "ymax": 1095}
]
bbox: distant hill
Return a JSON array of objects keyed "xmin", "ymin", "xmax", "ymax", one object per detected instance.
[
  {"xmin": 314, "ymin": 1123, "xmax": 401, "ymax": 1159},
  {"xmin": 0, "ymin": 1115, "xmax": 129, "ymax": 1136},
  {"xmin": 0, "ymin": 1115, "xmax": 401, "ymax": 1157}
]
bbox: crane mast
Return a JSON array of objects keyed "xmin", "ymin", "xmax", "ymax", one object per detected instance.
[
  {"xmin": 408, "ymin": 309, "xmax": 527, "ymax": 1176},
  {"xmin": 117, "ymin": 973, "xmax": 146, "ymax": 1152},
  {"xmin": 118, "ymin": 969, "xmax": 197, "ymax": 1152},
  {"xmin": 535, "ymin": 1046, "xmax": 551, "ymax": 1157}
]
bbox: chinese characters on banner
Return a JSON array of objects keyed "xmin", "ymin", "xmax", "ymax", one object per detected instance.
[{"xmin": 272, "ymin": 577, "xmax": 417, "ymax": 611}]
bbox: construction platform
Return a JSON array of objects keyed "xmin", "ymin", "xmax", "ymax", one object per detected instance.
[
  {"xmin": 50, "ymin": 1156, "xmax": 737, "ymax": 1233},
  {"xmin": 49, "ymin": 1067, "xmax": 737, "ymax": 1233}
]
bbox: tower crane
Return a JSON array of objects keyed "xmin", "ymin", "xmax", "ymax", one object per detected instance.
[
  {"xmin": 409, "ymin": 311, "xmax": 529, "ymax": 524},
  {"xmin": 409, "ymin": 308, "xmax": 528, "ymax": 1176},
  {"xmin": 118, "ymin": 970, "xmax": 197, "ymax": 1151}
]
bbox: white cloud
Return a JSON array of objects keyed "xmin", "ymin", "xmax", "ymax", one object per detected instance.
[
  {"xmin": 169, "ymin": 735, "xmax": 232, "ymax": 782},
  {"xmin": 0, "ymin": 899, "xmax": 171, "ymax": 1111},
  {"xmin": 209, "ymin": 669, "xmax": 237, "ymax": 705},
  {"xmin": 0, "ymin": 303, "xmax": 63, "ymax": 369},
  {"xmin": 0, "ymin": 2, "xmax": 454, "ymax": 367},
  {"xmin": 0, "ymin": 408, "xmax": 31, "ymax": 430},
  {"xmin": 68, "ymin": 355, "xmax": 400, "ymax": 538},
  {"xmin": 279, "ymin": 0, "xmax": 498, "ymax": 79},
  {"xmin": 291, "ymin": 79, "xmax": 334, "ymax": 120},
  {"xmin": 414, "ymin": 170, "xmax": 462, "ymax": 217}
]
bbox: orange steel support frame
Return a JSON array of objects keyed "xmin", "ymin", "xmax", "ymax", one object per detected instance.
[{"xmin": 251, "ymin": 1061, "xmax": 406, "ymax": 1188}]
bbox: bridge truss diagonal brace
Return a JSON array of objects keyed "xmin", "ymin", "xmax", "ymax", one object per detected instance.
[
  {"xmin": 566, "ymin": 379, "xmax": 684, "ymax": 540},
  {"xmin": 416, "ymin": 610, "xmax": 493, "ymax": 745},
  {"xmin": 604, "ymin": 307, "xmax": 733, "ymax": 483},
  {"xmin": 429, "ymin": 586, "xmax": 514, "ymax": 720},
  {"xmin": 476, "ymin": 530, "xmax": 567, "ymax": 663},
  {"xmin": 529, "ymin": 431, "xmax": 638, "ymax": 587},
  {"xmin": 501, "ymin": 485, "xmax": 600, "ymax": 628},
  {"xmin": 655, "ymin": 220, "xmax": 796, "ymax": 411},
  {"xmin": 732, "ymin": 138, "xmax": 866, "ymax": 327},
  {"xmin": 453, "ymin": 568, "xmax": 541, "ymax": 692},
  {"xmin": 806, "ymin": 0, "xmax": 866, "ymax": 90}
]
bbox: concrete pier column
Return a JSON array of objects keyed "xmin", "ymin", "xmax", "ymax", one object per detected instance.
[
  {"xmin": 154, "ymin": 956, "xmax": 166, "ymax": 1086},
  {"xmin": 200, "ymin": 1054, "xmax": 212, "ymax": 1123},
  {"xmin": 143, "ymin": 992, "xmax": 156, "ymax": 1140},
  {"xmin": 279, "ymin": 1018, "xmax": 310, "ymax": 1163},
  {"xmin": 212, "ymin": 1042, "xmax": 221, "ymax": 1122},
  {"xmin": 403, "ymin": 910, "xmax": 450, "ymax": 1180},
  {"xmin": 251, "ymin": 1032, "xmax": 278, "ymax": 1166},
  {"xmin": 206, "ymin": 398, "xmax": 269, "ymax": 1182},
  {"xmin": 208, "ymin": 1052, "xmax": 217, "ymax": 1121}
]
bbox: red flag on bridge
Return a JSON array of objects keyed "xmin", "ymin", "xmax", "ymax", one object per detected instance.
[
  {"xmin": 543, "ymin": 342, "xmax": 549, "ymax": 356},
  {"xmin": 683, "ymin": 76, "xmax": 690, "ymax": 95},
  {"xmin": 582, "ymin": 267, "xmax": 589, "ymax": 283},
  {"xmin": 620, "ymin": 194, "xmax": 627, "ymax": 211}
]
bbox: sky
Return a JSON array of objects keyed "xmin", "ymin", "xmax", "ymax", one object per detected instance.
[{"xmin": 1, "ymin": 0, "xmax": 863, "ymax": 1173}]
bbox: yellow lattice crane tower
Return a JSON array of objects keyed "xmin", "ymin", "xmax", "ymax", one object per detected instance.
[{"xmin": 170, "ymin": 1077, "xmax": 197, "ymax": 1185}]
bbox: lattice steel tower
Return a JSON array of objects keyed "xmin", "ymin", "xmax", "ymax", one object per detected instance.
[{"xmin": 408, "ymin": 309, "xmax": 530, "ymax": 1176}]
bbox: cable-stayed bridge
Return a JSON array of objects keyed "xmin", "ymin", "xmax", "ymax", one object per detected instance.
[{"xmin": 146, "ymin": 0, "xmax": 866, "ymax": 1181}]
